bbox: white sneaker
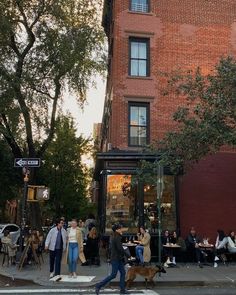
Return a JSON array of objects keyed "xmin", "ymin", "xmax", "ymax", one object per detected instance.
[
  {"xmin": 49, "ymin": 272, "xmax": 54, "ymax": 278},
  {"xmin": 214, "ymin": 262, "xmax": 218, "ymax": 268},
  {"xmin": 215, "ymin": 256, "xmax": 220, "ymax": 261},
  {"xmin": 164, "ymin": 262, "xmax": 169, "ymax": 268}
]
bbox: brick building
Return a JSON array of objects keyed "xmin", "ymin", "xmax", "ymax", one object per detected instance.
[{"xmin": 94, "ymin": 0, "xmax": 236, "ymax": 244}]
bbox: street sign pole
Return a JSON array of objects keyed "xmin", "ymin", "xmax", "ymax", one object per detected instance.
[
  {"xmin": 19, "ymin": 170, "xmax": 29, "ymax": 253},
  {"xmin": 14, "ymin": 158, "xmax": 41, "ymax": 254},
  {"xmin": 156, "ymin": 162, "xmax": 164, "ymax": 265}
]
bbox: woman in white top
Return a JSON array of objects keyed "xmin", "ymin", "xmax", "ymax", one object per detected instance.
[
  {"xmin": 67, "ymin": 219, "xmax": 80, "ymax": 277},
  {"xmin": 227, "ymin": 231, "xmax": 236, "ymax": 253}
]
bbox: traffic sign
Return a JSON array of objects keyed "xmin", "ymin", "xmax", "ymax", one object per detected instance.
[
  {"xmin": 14, "ymin": 158, "xmax": 41, "ymax": 168},
  {"xmin": 27, "ymin": 186, "xmax": 50, "ymax": 201},
  {"xmin": 36, "ymin": 187, "xmax": 50, "ymax": 201}
]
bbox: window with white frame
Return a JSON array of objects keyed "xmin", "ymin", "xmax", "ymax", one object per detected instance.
[
  {"xmin": 130, "ymin": 0, "xmax": 149, "ymax": 13},
  {"xmin": 128, "ymin": 102, "xmax": 149, "ymax": 146},
  {"xmin": 129, "ymin": 38, "xmax": 149, "ymax": 77}
]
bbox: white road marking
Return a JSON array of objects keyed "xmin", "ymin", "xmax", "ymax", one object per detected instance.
[
  {"xmin": 49, "ymin": 275, "xmax": 95, "ymax": 282},
  {"xmin": 0, "ymin": 289, "xmax": 159, "ymax": 294},
  {"xmin": 225, "ymin": 276, "xmax": 235, "ymax": 283}
]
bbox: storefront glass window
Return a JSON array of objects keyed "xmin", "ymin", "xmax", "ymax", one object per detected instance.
[{"xmin": 106, "ymin": 175, "xmax": 138, "ymax": 233}]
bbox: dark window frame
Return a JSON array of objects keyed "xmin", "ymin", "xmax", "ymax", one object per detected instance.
[
  {"xmin": 129, "ymin": 0, "xmax": 150, "ymax": 13},
  {"xmin": 129, "ymin": 37, "xmax": 150, "ymax": 77},
  {"xmin": 128, "ymin": 102, "xmax": 150, "ymax": 147}
]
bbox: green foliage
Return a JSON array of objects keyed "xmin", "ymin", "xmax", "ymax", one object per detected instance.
[
  {"xmin": 0, "ymin": 137, "xmax": 21, "ymax": 220},
  {"xmin": 157, "ymin": 56, "xmax": 236, "ymax": 173},
  {"xmin": 39, "ymin": 115, "xmax": 94, "ymax": 220},
  {"xmin": 0, "ymin": 0, "xmax": 105, "ymax": 158}
]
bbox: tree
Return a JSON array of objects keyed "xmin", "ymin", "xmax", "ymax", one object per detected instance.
[
  {"xmin": 39, "ymin": 115, "xmax": 94, "ymax": 221},
  {"xmin": 0, "ymin": 0, "xmax": 105, "ymax": 226},
  {"xmin": 0, "ymin": 137, "xmax": 21, "ymax": 221},
  {"xmin": 158, "ymin": 57, "xmax": 236, "ymax": 172},
  {"xmin": 0, "ymin": 0, "xmax": 104, "ymax": 157}
]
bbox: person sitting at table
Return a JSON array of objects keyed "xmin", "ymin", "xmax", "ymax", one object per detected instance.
[
  {"xmin": 84, "ymin": 227, "xmax": 100, "ymax": 266},
  {"xmin": 185, "ymin": 227, "xmax": 204, "ymax": 267},
  {"xmin": 1, "ymin": 230, "xmax": 17, "ymax": 265},
  {"xmin": 162, "ymin": 230, "xmax": 172, "ymax": 267},
  {"xmin": 172, "ymin": 231, "xmax": 186, "ymax": 262},
  {"xmin": 135, "ymin": 226, "xmax": 151, "ymax": 266},
  {"xmin": 213, "ymin": 230, "xmax": 227, "ymax": 267},
  {"xmin": 227, "ymin": 230, "xmax": 236, "ymax": 253}
]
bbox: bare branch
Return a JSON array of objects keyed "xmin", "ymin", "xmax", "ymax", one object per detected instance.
[
  {"xmin": 0, "ymin": 114, "xmax": 22, "ymax": 157},
  {"xmin": 37, "ymin": 76, "xmax": 62, "ymax": 157},
  {"xmin": 29, "ymin": 0, "xmax": 45, "ymax": 30}
]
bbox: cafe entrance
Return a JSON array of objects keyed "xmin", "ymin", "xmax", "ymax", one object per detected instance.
[{"xmin": 94, "ymin": 152, "xmax": 179, "ymax": 237}]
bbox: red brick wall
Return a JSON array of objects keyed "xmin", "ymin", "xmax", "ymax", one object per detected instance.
[
  {"xmin": 103, "ymin": 0, "xmax": 236, "ymax": 239},
  {"xmin": 107, "ymin": 0, "xmax": 236, "ymax": 149},
  {"xmin": 179, "ymin": 152, "xmax": 236, "ymax": 241}
]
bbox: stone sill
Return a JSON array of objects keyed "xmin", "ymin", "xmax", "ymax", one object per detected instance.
[
  {"xmin": 128, "ymin": 11, "xmax": 154, "ymax": 17},
  {"xmin": 126, "ymin": 76, "xmax": 153, "ymax": 81}
]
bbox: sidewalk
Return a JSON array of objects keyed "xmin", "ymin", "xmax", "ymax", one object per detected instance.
[{"xmin": 0, "ymin": 253, "xmax": 236, "ymax": 288}]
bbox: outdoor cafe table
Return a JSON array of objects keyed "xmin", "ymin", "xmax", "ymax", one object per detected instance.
[
  {"xmin": 198, "ymin": 243, "xmax": 214, "ymax": 250},
  {"xmin": 198, "ymin": 243, "xmax": 214, "ymax": 266},
  {"xmin": 163, "ymin": 244, "xmax": 181, "ymax": 266},
  {"xmin": 163, "ymin": 244, "xmax": 181, "ymax": 249},
  {"xmin": 122, "ymin": 242, "xmax": 138, "ymax": 258}
]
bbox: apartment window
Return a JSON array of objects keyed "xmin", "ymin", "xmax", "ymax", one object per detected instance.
[
  {"xmin": 130, "ymin": 0, "xmax": 149, "ymax": 13},
  {"xmin": 129, "ymin": 103, "xmax": 149, "ymax": 146},
  {"xmin": 129, "ymin": 38, "xmax": 149, "ymax": 77}
]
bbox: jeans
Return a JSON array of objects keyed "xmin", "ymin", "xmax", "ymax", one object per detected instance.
[
  {"xmin": 68, "ymin": 242, "xmax": 79, "ymax": 273},
  {"xmin": 96, "ymin": 260, "xmax": 126, "ymax": 291},
  {"xmin": 50, "ymin": 249, "xmax": 63, "ymax": 275},
  {"xmin": 136, "ymin": 245, "xmax": 144, "ymax": 263}
]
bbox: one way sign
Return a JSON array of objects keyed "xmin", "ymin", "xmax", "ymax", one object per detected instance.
[{"xmin": 14, "ymin": 158, "xmax": 41, "ymax": 168}]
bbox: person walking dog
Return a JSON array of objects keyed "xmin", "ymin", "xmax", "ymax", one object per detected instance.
[
  {"xmin": 45, "ymin": 218, "xmax": 67, "ymax": 278},
  {"xmin": 95, "ymin": 223, "xmax": 130, "ymax": 295}
]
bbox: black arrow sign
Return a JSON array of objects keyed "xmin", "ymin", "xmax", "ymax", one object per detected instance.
[{"xmin": 14, "ymin": 158, "xmax": 41, "ymax": 168}]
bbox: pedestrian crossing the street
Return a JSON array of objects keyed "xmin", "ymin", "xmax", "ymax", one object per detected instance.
[{"xmin": 0, "ymin": 288, "xmax": 159, "ymax": 295}]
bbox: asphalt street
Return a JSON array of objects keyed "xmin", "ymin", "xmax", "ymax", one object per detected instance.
[
  {"xmin": 155, "ymin": 287, "xmax": 236, "ymax": 295},
  {"xmin": 0, "ymin": 288, "xmax": 156, "ymax": 295},
  {"xmin": 0, "ymin": 287, "xmax": 236, "ymax": 295}
]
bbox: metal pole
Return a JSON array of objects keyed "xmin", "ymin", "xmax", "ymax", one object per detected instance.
[
  {"xmin": 157, "ymin": 163, "xmax": 163, "ymax": 265},
  {"xmin": 19, "ymin": 172, "xmax": 29, "ymax": 253}
]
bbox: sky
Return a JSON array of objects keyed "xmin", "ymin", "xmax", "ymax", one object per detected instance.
[{"xmin": 63, "ymin": 76, "xmax": 106, "ymax": 138}]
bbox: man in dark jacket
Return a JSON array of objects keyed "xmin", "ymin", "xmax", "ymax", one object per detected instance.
[
  {"xmin": 95, "ymin": 223, "xmax": 130, "ymax": 294},
  {"xmin": 185, "ymin": 227, "xmax": 203, "ymax": 267}
]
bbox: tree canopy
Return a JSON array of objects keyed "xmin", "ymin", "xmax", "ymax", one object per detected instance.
[
  {"xmin": 0, "ymin": 0, "xmax": 105, "ymax": 158},
  {"xmin": 158, "ymin": 57, "xmax": 236, "ymax": 172},
  {"xmin": 39, "ymin": 114, "xmax": 94, "ymax": 221},
  {"xmin": 0, "ymin": 137, "xmax": 21, "ymax": 221}
]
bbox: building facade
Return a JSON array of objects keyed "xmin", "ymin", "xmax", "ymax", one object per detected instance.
[{"xmin": 94, "ymin": 0, "xmax": 236, "ymax": 242}]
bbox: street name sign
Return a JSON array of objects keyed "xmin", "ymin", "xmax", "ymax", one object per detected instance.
[{"xmin": 14, "ymin": 158, "xmax": 41, "ymax": 168}]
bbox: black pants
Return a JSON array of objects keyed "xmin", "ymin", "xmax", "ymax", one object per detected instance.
[
  {"xmin": 187, "ymin": 247, "xmax": 201, "ymax": 262},
  {"xmin": 50, "ymin": 249, "xmax": 63, "ymax": 275}
]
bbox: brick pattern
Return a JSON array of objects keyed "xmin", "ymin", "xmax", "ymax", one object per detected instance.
[
  {"xmin": 105, "ymin": 0, "xmax": 236, "ymax": 150},
  {"xmin": 101, "ymin": 0, "xmax": 236, "ymax": 239}
]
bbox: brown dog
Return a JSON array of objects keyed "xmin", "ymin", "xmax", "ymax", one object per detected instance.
[{"xmin": 126, "ymin": 265, "xmax": 166, "ymax": 288}]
